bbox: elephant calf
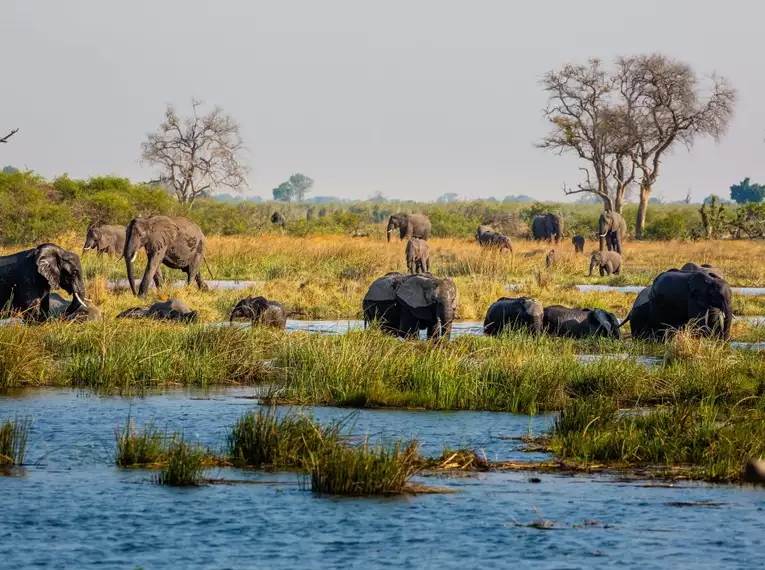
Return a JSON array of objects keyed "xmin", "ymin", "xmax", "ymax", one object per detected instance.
[
  {"xmin": 230, "ymin": 296, "xmax": 287, "ymax": 328},
  {"xmin": 45, "ymin": 292, "xmax": 101, "ymax": 323},
  {"xmin": 116, "ymin": 299, "xmax": 199, "ymax": 323},
  {"xmin": 484, "ymin": 297, "xmax": 543, "ymax": 336},
  {"xmin": 589, "ymin": 251, "xmax": 621, "ymax": 277},
  {"xmin": 572, "ymin": 235, "xmax": 585, "ymax": 253},
  {"xmin": 83, "ymin": 225, "xmax": 126, "ymax": 256},
  {"xmin": 405, "ymin": 238, "xmax": 430, "ymax": 274},
  {"xmin": 543, "ymin": 305, "xmax": 621, "ymax": 339},
  {"xmin": 476, "ymin": 225, "xmax": 512, "ymax": 252},
  {"xmin": 545, "ymin": 249, "xmax": 556, "ymax": 268}
]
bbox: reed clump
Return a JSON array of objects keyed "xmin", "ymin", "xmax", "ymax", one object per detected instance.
[
  {"xmin": 115, "ymin": 418, "xmax": 165, "ymax": 467},
  {"xmin": 155, "ymin": 437, "xmax": 206, "ymax": 487},
  {"xmin": 0, "ymin": 417, "xmax": 31, "ymax": 466}
]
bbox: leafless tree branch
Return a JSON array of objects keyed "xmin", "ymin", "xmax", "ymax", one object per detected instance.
[{"xmin": 0, "ymin": 128, "xmax": 19, "ymax": 144}]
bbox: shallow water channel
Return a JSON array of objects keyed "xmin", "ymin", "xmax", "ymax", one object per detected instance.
[{"xmin": 2, "ymin": 388, "xmax": 764, "ymax": 569}]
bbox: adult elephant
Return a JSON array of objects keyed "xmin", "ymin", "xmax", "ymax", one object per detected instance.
[
  {"xmin": 123, "ymin": 215, "xmax": 209, "ymax": 297},
  {"xmin": 386, "ymin": 213, "xmax": 432, "ymax": 243},
  {"xmin": 116, "ymin": 299, "xmax": 199, "ymax": 323},
  {"xmin": 531, "ymin": 214, "xmax": 563, "ymax": 243},
  {"xmin": 476, "ymin": 225, "xmax": 512, "ymax": 252},
  {"xmin": 271, "ymin": 211, "xmax": 286, "ymax": 229},
  {"xmin": 620, "ymin": 270, "xmax": 733, "ymax": 340},
  {"xmin": 395, "ymin": 273, "xmax": 458, "ymax": 340},
  {"xmin": 83, "ymin": 225, "xmax": 126, "ymax": 255},
  {"xmin": 362, "ymin": 272, "xmax": 410, "ymax": 335},
  {"xmin": 598, "ymin": 211, "xmax": 627, "ymax": 254},
  {"xmin": 543, "ymin": 306, "xmax": 621, "ymax": 339},
  {"xmin": 230, "ymin": 296, "xmax": 287, "ymax": 328},
  {"xmin": 483, "ymin": 297, "xmax": 543, "ymax": 336},
  {"xmin": 0, "ymin": 243, "xmax": 87, "ymax": 321}
]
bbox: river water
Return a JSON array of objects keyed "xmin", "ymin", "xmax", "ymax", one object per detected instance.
[{"xmin": 2, "ymin": 389, "xmax": 764, "ymax": 569}]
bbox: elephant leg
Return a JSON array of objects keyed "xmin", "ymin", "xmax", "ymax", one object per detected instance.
[
  {"xmin": 189, "ymin": 258, "xmax": 208, "ymax": 291},
  {"xmin": 399, "ymin": 311, "xmax": 418, "ymax": 339},
  {"xmin": 153, "ymin": 266, "xmax": 164, "ymax": 289},
  {"xmin": 599, "ymin": 266, "xmax": 605, "ymax": 277},
  {"xmin": 140, "ymin": 252, "xmax": 164, "ymax": 297}
]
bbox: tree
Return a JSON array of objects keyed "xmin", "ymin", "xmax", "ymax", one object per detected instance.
[
  {"xmin": 140, "ymin": 100, "xmax": 248, "ymax": 206},
  {"xmin": 272, "ymin": 182, "xmax": 294, "ymax": 202},
  {"xmin": 0, "ymin": 128, "xmax": 18, "ymax": 144},
  {"xmin": 288, "ymin": 173, "xmax": 314, "ymax": 201},
  {"xmin": 437, "ymin": 192, "xmax": 459, "ymax": 203},
  {"xmin": 730, "ymin": 178, "xmax": 765, "ymax": 204}
]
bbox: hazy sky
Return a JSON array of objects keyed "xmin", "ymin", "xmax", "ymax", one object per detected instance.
[{"xmin": 2, "ymin": 0, "xmax": 763, "ymax": 202}]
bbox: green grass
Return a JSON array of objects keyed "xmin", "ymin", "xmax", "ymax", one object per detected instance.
[
  {"xmin": 0, "ymin": 417, "xmax": 31, "ymax": 466},
  {"xmin": 115, "ymin": 418, "xmax": 165, "ymax": 467},
  {"xmin": 154, "ymin": 436, "xmax": 206, "ymax": 487}
]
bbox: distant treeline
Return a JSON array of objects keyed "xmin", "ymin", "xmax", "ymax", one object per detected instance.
[{"xmin": 0, "ymin": 171, "xmax": 728, "ymax": 245}]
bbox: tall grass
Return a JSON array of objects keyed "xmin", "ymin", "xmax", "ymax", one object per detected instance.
[
  {"xmin": 115, "ymin": 418, "xmax": 165, "ymax": 467},
  {"xmin": 155, "ymin": 437, "xmax": 206, "ymax": 487},
  {"xmin": 0, "ymin": 417, "xmax": 31, "ymax": 466}
]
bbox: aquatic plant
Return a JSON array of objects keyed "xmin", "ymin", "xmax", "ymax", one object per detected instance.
[
  {"xmin": 0, "ymin": 417, "xmax": 30, "ymax": 466},
  {"xmin": 115, "ymin": 418, "xmax": 165, "ymax": 467},
  {"xmin": 154, "ymin": 436, "xmax": 206, "ymax": 487}
]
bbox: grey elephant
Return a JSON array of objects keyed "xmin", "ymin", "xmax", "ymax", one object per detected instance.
[
  {"xmin": 545, "ymin": 249, "xmax": 556, "ymax": 268},
  {"xmin": 395, "ymin": 273, "xmax": 458, "ymax": 340},
  {"xmin": 271, "ymin": 211, "xmax": 286, "ymax": 228},
  {"xmin": 405, "ymin": 237, "xmax": 430, "ymax": 273},
  {"xmin": 386, "ymin": 213, "xmax": 432, "ymax": 243},
  {"xmin": 572, "ymin": 235, "xmax": 585, "ymax": 253},
  {"xmin": 0, "ymin": 243, "xmax": 87, "ymax": 321},
  {"xmin": 83, "ymin": 225, "xmax": 126, "ymax": 255},
  {"xmin": 123, "ymin": 215, "xmax": 209, "ymax": 297},
  {"xmin": 589, "ymin": 250, "xmax": 622, "ymax": 276},
  {"xmin": 543, "ymin": 305, "xmax": 621, "ymax": 339},
  {"xmin": 229, "ymin": 296, "xmax": 287, "ymax": 328},
  {"xmin": 681, "ymin": 262, "xmax": 724, "ymax": 281},
  {"xmin": 483, "ymin": 297, "xmax": 543, "ymax": 336},
  {"xmin": 531, "ymin": 214, "xmax": 563, "ymax": 243},
  {"xmin": 116, "ymin": 298, "xmax": 199, "ymax": 323},
  {"xmin": 598, "ymin": 211, "xmax": 627, "ymax": 254},
  {"xmin": 476, "ymin": 225, "xmax": 512, "ymax": 252},
  {"xmin": 45, "ymin": 292, "xmax": 101, "ymax": 322},
  {"xmin": 620, "ymin": 269, "xmax": 733, "ymax": 340},
  {"xmin": 362, "ymin": 272, "xmax": 410, "ymax": 335}
]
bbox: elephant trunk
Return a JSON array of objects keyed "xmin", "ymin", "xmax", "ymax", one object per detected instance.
[
  {"xmin": 123, "ymin": 236, "xmax": 140, "ymax": 296},
  {"xmin": 438, "ymin": 301, "xmax": 454, "ymax": 340},
  {"xmin": 64, "ymin": 276, "xmax": 87, "ymax": 317}
]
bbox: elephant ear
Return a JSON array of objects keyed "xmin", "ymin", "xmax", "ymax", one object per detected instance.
[
  {"xmin": 634, "ymin": 287, "xmax": 650, "ymax": 307},
  {"xmin": 688, "ymin": 271, "xmax": 711, "ymax": 301},
  {"xmin": 396, "ymin": 275, "xmax": 437, "ymax": 308},
  {"xmin": 364, "ymin": 274, "xmax": 404, "ymax": 302},
  {"xmin": 151, "ymin": 217, "xmax": 178, "ymax": 251},
  {"xmin": 36, "ymin": 245, "xmax": 61, "ymax": 290}
]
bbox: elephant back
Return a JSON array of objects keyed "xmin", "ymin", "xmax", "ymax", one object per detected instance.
[
  {"xmin": 396, "ymin": 274, "xmax": 441, "ymax": 308},
  {"xmin": 364, "ymin": 272, "xmax": 407, "ymax": 302}
]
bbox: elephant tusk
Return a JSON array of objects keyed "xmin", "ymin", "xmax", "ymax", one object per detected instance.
[
  {"xmin": 599, "ymin": 232, "xmax": 608, "ymax": 237},
  {"xmin": 130, "ymin": 252, "xmax": 138, "ymax": 263},
  {"xmin": 73, "ymin": 292, "xmax": 85, "ymax": 307}
]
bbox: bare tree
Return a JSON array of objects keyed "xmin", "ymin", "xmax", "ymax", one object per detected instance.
[
  {"xmin": 0, "ymin": 128, "xmax": 19, "ymax": 144},
  {"xmin": 616, "ymin": 55, "xmax": 737, "ymax": 238},
  {"xmin": 140, "ymin": 100, "xmax": 248, "ymax": 206}
]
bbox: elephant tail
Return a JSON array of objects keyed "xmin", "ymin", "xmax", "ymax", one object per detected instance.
[
  {"xmin": 203, "ymin": 256, "xmax": 214, "ymax": 279},
  {"xmin": 618, "ymin": 312, "xmax": 631, "ymax": 329}
]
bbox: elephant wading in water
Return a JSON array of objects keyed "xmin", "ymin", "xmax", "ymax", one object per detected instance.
[
  {"xmin": 476, "ymin": 225, "xmax": 512, "ymax": 252},
  {"xmin": 83, "ymin": 225, "xmax": 126, "ymax": 255},
  {"xmin": 531, "ymin": 214, "xmax": 563, "ymax": 243},
  {"xmin": 598, "ymin": 211, "xmax": 627, "ymax": 254},
  {"xmin": 230, "ymin": 296, "xmax": 287, "ymax": 328},
  {"xmin": 123, "ymin": 215, "xmax": 209, "ymax": 297},
  {"xmin": 589, "ymin": 251, "xmax": 622, "ymax": 276},
  {"xmin": 117, "ymin": 299, "xmax": 199, "ymax": 323},
  {"xmin": 362, "ymin": 272, "xmax": 409, "ymax": 335},
  {"xmin": 483, "ymin": 297, "xmax": 543, "ymax": 336},
  {"xmin": 621, "ymin": 269, "xmax": 733, "ymax": 340},
  {"xmin": 0, "ymin": 243, "xmax": 87, "ymax": 321},
  {"xmin": 543, "ymin": 306, "xmax": 621, "ymax": 339},
  {"xmin": 386, "ymin": 213, "xmax": 432, "ymax": 243},
  {"xmin": 405, "ymin": 238, "xmax": 430, "ymax": 274},
  {"xmin": 396, "ymin": 274, "xmax": 458, "ymax": 340}
]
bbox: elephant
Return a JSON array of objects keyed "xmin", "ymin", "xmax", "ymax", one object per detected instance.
[
  {"xmin": 542, "ymin": 305, "xmax": 621, "ymax": 339},
  {"xmin": 531, "ymin": 214, "xmax": 563, "ymax": 243},
  {"xmin": 545, "ymin": 249, "xmax": 556, "ymax": 268},
  {"xmin": 362, "ymin": 272, "xmax": 411, "ymax": 335},
  {"xmin": 386, "ymin": 213, "xmax": 432, "ymax": 243},
  {"xmin": 572, "ymin": 235, "xmax": 585, "ymax": 253},
  {"xmin": 0, "ymin": 243, "xmax": 87, "ymax": 321},
  {"xmin": 681, "ymin": 262, "xmax": 724, "ymax": 281},
  {"xmin": 116, "ymin": 298, "xmax": 199, "ymax": 323},
  {"xmin": 229, "ymin": 296, "xmax": 287, "ymax": 328},
  {"xmin": 395, "ymin": 273, "xmax": 458, "ymax": 340},
  {"xmin": 123, "ymin": 215, "xmax": 209, "ymax": 297},
  {"xmin": 483, "ymin": 297, "xmax": 543, "ymax": 336},
  {"xmin": 271, "ymin": 211, "xmax": 286, "ymax": 228},
  {"xmin": 45, "ymin": 292, "xmax": 101, "ymax": 322},
  {"xmin": 598, "ymin": 211, "xmax": 627, "ymax": 254},
  {"xmin": 476, "ymin": 225, "xmax": 512, "ymax": 252},
  {"xmin": 83, "ymin": 225, "xmax": 126, "ymax": 255},
  {"xmin": 405, "ymin": 237, "xmax": 430, "ymax": 274},
  {"xmin": 589, "ymin": 250, "xmax": 622, "ymax": 276},
  {"xmin": 620, "ymin": 269, "xmax": 733, "ymax": 340}
]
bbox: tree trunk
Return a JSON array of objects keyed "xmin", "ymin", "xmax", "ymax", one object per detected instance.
[
  {"xmin": 635, "ymin": 185, "xmax": 651, "ymax": 240},
  {"xmin": 614, "ymin": 194, "xmax": 623, "ymax": 214}
]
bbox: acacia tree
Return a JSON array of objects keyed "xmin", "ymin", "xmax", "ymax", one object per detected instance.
[
  {"xmin": 0, "ymin": 128, "xmax": 18, "ymax": 144},
  {"xmin": 289, "ymin": 173, "xmax": 314, "ymax": 201},
  {"xmin": 141, "ymin": 100, "xmax": 248, "ymax": 206}
]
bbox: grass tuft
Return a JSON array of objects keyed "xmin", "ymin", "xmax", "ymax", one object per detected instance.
[
  {"xmin": 0, "ymin": 417, "xmax": 31, "ymax": 466},
  {"xmin": 154, "ymin": 436, "xmax": 206, "ymax": 487},
  {"xmin": 115, "ymin": 417, "xmax": 165, "ymax": 467}
]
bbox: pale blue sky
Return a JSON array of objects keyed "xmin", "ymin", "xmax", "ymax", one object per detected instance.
[{"xmin": 1, "ymin": 0, "xmax": 763, "ymax": 202}]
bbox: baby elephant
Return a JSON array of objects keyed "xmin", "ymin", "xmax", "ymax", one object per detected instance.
[
  {"xmin": 572, "ymin": 235, "xmax": 585, "ymax": 253},
  {"xmin": 405, "ymin": 237, "xmax": 430, "ymax": 274},
  {"xmin": 545, "ymin": 249, "xmax": 556, "ymax": 268},
  {"xmin": 589, "ymin": 251, "xmax": 621, "ymax": 276},
  {"xmin": 543, "ymin": 305, "xmax": 621, "ymax": 339},
  {"xmin": 45, "ymin": 292, "xmax": 101, "ymax": 323},
  {"xmin": 229, "ymin": 296, "xmax": 287, "ymax": 328},
  {"xmin": 116, "ymin": 299, "xmax": 199, "ymax": 323}
]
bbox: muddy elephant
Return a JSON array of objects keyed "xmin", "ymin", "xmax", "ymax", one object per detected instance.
[
  {"xmin": 405, "ymin": 238, "xmax": 430, "ymax": 274},
  {"xmin": 362, "ymin": 272, "xmax": 410, "ymax": 335},
  {"xmin": 476, "ymin": 225, "xmax": 512, "ymax": 252},
  {"xmin": 483, "ymin": 297, "xmax": 543, "ymax": 336},
  {"xmin": 598, "ymin": 211, "xmax": 627, "ymax": 254},
  {"xmin": 230, "ymin": 296, "xmax": 287, "ymax": 328},
  {"xmin": 271, "ymin": 211, "xmax": 286, "ymax": 228},
  {"xmin": 531, "ymin": 214, "xmax": 563, "ymax": 243},
  {"xmin": 116, "ymin": 299, "xmax": 199, "ymax": 323},
  {"xmin": 0, "ymin": 243, "xmax": 87, "ymax": 321},
  {"xmin": 572, "ymin": 235, "xmax": 585, "ymax": 253},
  {"xmin": 589, "ymin": 251, "xmax": 622, "ymax": 276},
  {"xmin": 83, "ymin": 225, "xmax": 126, "ymax": 255},
  {"xmin": 396, "ymin": 274, "xmax": 458, "ymax": 340},
  {"xmin": 386, "ymin": 213, "xmax": 432, "ymax": 243},
  {"xmin": 46, "ymin": 292, "xmax": 101, "ymax": 322},
  {"xmin": 543, "ymin": 305, "xmax": 621, "ymax": 339},
  {"xmin": 123, "ymin": 215, "xmax": 209, "ymax": 297},
  {"xmin": 681, "ymin": 262, "xmax": 724, "ymax": 281},
  {"xmin": 620, "ymin": 269, "xmax": 733, "ymax": 340}
]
